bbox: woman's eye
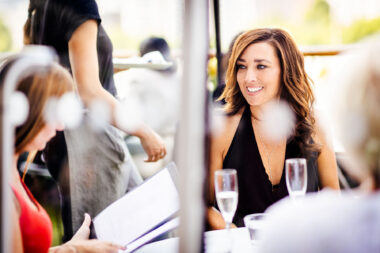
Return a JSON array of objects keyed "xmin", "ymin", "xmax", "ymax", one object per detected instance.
[
  {"xmin": 257, "ymin": 64, "xmax": 266, "ymax": 69},
  {"xmin": 237, "ymin": 64, "xmax": 246, "ymax": 70}
]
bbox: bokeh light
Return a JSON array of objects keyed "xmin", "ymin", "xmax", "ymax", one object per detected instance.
[
  {"xmin": 57, "ymin": 92, "xmax": 83, "ymax": 129},
  {"xmin": 115, "ymin": 99, "xmax": 143, "ymax": 133},
  {"xmin": 44, "ymin": 92, "xmax": 83, "ymax": 130},
  {"xmin": 88, "ymin": 99, "xmax": 111, "ymax": 131},
  {"xmin": 210, "ymin": 104, "xmax": 226, "ymax": 137},
  {"xmin": 43, "ymin": 96, "xmax": 59, "ymax": 126},
  {"xmin": 9, "ymin": 91, "xmax": 29, "ymax": 126},
  {"xmin": 261, "ymin": 100, "xmax": 295, "ymax": 142}
]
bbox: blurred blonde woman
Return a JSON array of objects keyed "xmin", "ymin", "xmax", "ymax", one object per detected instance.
[{"xmin": 0, "ymin": 60, "xmax": 123, "ymax": 252}]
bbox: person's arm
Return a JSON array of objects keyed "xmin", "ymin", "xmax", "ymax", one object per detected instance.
[
  {"xmin": 314, "ymin": 117, "xmax": 340, "ymax": 189},
  {"xmin": 49, "ymin": 214, "xmax": 124, "ymax": 253},
  {"xmin": 11, "ymin": 200, "xmax": 23, "ymax": 253},
  {"xmin": 207, "ymin": 126, "xmax": 228, "ymax": 230},
  {"xmin": 68, "ymin": 20, "xmax": 166, "ymax": 162},
  {"xmin": 207, "ymin": 113, "xmax": 240, "ymax": 230}
]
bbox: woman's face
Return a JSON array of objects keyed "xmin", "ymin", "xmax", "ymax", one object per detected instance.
[
  {"xmin": 23, "ymin": 122, "xmax": 64, "ymax": 152},
  {"xmin": 236, "ymin": 42, "xmax": 282, "ymax": 109}
]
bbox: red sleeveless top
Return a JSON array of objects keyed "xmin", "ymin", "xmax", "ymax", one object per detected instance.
[{"xmin": 12, "ymin": 180, "xmax": 53, "ymax": 253}]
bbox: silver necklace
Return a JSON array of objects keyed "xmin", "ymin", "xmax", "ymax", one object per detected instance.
[
  {"xmin": 256, "ymin": 131, "xmax": 274, "ymax": 185},
  {"xmin": 252, "ymin": 116, "xmax": 277, "ymax": 190}
]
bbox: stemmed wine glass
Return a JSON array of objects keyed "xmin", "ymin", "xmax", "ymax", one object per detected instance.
[
  {"xmin": 214, "ymin": 169, "xmax": 238, "ymax": 230},
  {"xmin": 285, "ymin": 158, "xmax": 307, "ymax": 199}
]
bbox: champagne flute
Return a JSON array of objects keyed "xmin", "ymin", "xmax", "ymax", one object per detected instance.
[
  {"xmin": 214, "ymin": 169, "xmax": 238, "ymax": 230},
  {"xmin": 285, "ymin": 158, "xmax": 307, "ymax": 199}
]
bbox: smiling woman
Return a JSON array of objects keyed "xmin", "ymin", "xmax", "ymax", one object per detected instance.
[{"xmin": 208, "ymin": 28, "xmax": 340, "ymax": 229}]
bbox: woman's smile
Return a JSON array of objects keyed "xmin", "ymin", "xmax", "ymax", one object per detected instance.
[
  {"xmin": 246, "ymin": 86, "xmax": 264, "ymax": 95},
  {"xmin": 237, "ymin": 42, "xmax": 281, "ymax": 110}
]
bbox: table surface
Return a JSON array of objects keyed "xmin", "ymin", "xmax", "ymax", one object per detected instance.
[{"xmin": 134, "ymin": 227, "xmax": 254, "ymax": 253}]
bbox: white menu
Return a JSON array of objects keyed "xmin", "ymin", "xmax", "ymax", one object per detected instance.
[{"xmin": 93, "ymin": 167, "xmax": 180, "ymax": 248}]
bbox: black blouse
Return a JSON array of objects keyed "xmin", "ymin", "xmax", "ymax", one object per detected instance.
[{"xmin": 222, "ymin": 106, "xmax": 319, "ymax": 227}]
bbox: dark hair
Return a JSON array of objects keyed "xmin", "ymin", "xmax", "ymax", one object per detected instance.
[
  {"xmin": 220, "ymin": 28, "xmax": 319, "ymax": 158},
  {"xmin": 139, "ymin": 37, "xmax": 170, "ymax": 60},
  {"xmin": 24, "ymin": 0, "xmax": 49, "ymax": 44},
  {"xmin": 24, "ymin": 0, "xmax": 71, "ymax": 45},
  {"xmin": 139, "ymin": 37, "xmax": 176, "ymax": 73}
]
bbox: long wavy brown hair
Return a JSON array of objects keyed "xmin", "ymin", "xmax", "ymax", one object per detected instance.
[
  {"xmin": 16, "ymin": 63, "xmax": 73, "ymax": 154},
  {"xmin": 219, "ymin": 28, "xmax": 319, "ymax": 158},
  {"xmin": 0, "ymin": 60, "xmax": 73, "ymax": 154}
]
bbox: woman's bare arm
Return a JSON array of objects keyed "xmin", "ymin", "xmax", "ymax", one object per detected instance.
[
  {"xmin": 207, "ymin": 112, "xmax": 242, "ymax": 230},
  {"xmin": 314, "ymin": 116, "xmax": 340, "ymax": 189},
  {"xmin": 68, "ymin": 20, "xmax": 166, "ymax": 161},
  {"xmin": 11, "ymin": 200, "xmax": 23, "ymax": 253}
]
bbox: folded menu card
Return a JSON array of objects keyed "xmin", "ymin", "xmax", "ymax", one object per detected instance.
[{"xmin": 91, "ymin": 162, "xmax": 180, "ymax": 252}]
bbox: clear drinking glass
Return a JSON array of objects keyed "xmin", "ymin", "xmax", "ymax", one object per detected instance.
[
  {"xmin": 243, "ymin": 213, "xmax": 267, "ymax": 245},
  {"xmin": 285, "ymin": 158, "xmax": 307, "ymax": 199},
  {"xmin": 214, "ymin": 169, "xmax": 238, "ymax": 230}
]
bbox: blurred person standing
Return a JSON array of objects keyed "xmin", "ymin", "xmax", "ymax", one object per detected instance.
[
  {"xmin": 115, "ymin": 37, "xmax": 180, "ymax": 178},
  {"xmin": 23, "ymin": 0, "xmax": 166, "ymax": 241},
  {"xmin": 260, "ymin": 38, "xmax": 380, "ymax": 253},
  {"xmin": 207, "ymin": 28, "xmax": 340, "ymax": 229}
]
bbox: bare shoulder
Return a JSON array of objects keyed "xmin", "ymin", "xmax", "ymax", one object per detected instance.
[{"xmin": 211, "ymin": 108, "xmax": 244, "ymax": 159}]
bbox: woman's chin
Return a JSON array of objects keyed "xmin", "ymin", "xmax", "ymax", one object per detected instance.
[
  {"xmin": 37, "ymin": 144, "xmax": 47, "ymax": 151},
  {"xmin": 247, "ymin": 100, "xmax": 261, "ymax": 107}
]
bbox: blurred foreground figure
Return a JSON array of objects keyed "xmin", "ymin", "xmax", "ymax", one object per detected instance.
[
  {"xmin": 1, "ymin": 60, "xmax": 123, "ymax": 253},
  {"xmin": 24, "ymin": 0, "xmax": 166, "ymax": 239},
  {"xmin": 208, "ymin": 28, "xmax": 339, "ymax": 229},
  {"xmin": 260, "ymin": 39, "xmax": 380, "ymax": 253},
  {"xmin": 115, "ymin": 37, "xmax": 180, "ymax": 178}
]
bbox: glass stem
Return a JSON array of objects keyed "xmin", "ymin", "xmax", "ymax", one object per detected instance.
[{"xmin": 226, "ymin": 221, "xmax": 232, "ymax": 253}]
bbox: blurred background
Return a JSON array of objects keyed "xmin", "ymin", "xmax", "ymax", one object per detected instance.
[
  {"xmin": 1, "ymin": 0, "xmax": 380, "ymax": 54},
  {"xmin": 2, "ymin": 0, "xmax": 380, "ymax": 100}
]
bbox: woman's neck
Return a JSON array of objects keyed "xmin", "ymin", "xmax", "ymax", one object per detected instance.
[
  {"xmin": 249, "ymin": 97, "xmax": 281, "ymax": 119},
  {"xmin": 249, "ymin": 105, "xmax": 264, "ymax": 120}
]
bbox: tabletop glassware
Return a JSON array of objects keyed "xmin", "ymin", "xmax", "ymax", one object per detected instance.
[
  {"xmin": 243, "ymin": 213, "xmax": 267, "ymax": 246},
  {"xmin": 214, "ymin": 169, "xmax": 238, "ymax": 230},
  {"xmin": 285, "ymin": 158, "xmax": 307, "ymax": 199}
]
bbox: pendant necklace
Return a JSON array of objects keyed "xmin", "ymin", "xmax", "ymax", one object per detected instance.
[
  {"xmin": 256, "ymin": 132, "xmax": 275, "ymax": 191},
  {"xmin": 252, "ymin": 116, "xmax": 276, "ymax": 191}
]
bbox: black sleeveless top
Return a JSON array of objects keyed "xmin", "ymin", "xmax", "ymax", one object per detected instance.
[{"xmin": 223, "ymin": 106, "xmax": 319, "ymax": 227}]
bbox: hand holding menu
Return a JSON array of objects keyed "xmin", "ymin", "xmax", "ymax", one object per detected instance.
[{"xmin": 92, "ymin": 164, "xmax": 180, "ymax": 251}]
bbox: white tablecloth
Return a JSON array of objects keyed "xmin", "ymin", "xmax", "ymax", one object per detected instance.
[{"xmin": 135, "ymin": 228, "xmax": 253, "ymax": 253}]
